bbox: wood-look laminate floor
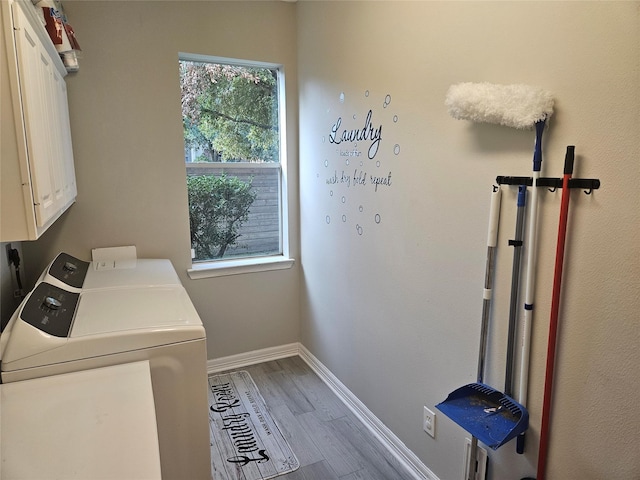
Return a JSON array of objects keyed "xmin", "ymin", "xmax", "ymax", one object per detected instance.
[{"xmin": 218, "ymin": 356, "xmax": 416, "ymax": 480}]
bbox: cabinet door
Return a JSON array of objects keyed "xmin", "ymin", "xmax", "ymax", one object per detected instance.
[
  {"xmin": 54, "ymin": 68, "xmax": 77, "ymax": 203},
  {"xmin": 13, "ymin": 2, "xmax": 74, "ymax": 228}
]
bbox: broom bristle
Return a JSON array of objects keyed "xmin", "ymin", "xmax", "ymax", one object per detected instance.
[{"xmin": 446, "ymin": 82, "xmax": 554, "ymax": 130}]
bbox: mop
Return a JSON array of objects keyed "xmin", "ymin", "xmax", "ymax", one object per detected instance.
[{"xmin": 445, "ymin": 82, "xmax": 554, "ymax": 475}]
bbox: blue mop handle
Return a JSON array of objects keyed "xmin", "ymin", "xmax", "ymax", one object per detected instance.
[
  {"xmin": 517, "ymin": 184, "xmax": 526, "ymax": 207},
  {"xmin": 533, "ymin": 119, "xmax": 546, "ymax": 172}
]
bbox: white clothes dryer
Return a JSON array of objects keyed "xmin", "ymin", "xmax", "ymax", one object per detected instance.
[
  {"xmin": 38, "ymin": 252, "xmax": 182, "ymax": 292},
  {"xmin": 1, "ymin": 261, "xmax": 212, "ymax": 480}
]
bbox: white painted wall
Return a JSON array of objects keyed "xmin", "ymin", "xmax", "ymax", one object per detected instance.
[
  {"xmin": 21, "ymin": 0, "xmax": 301, "ymax": 359},
  {"xmin": 297, "ymin": 2, "xmax": 639, "ymax": 480}
]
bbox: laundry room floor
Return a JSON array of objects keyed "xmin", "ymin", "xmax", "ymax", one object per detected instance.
[{"xmin": 220, "ymin": 356, "xmax": 415, "ymax": 480}]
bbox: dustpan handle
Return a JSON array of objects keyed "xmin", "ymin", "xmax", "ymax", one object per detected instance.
[
  {"xmin": 477, "ymin": 186, "xmax": 502, "ymax": 383},
  {"xmin": 487, "ymin": 185, "xmax": 501, "ymax": 248}
]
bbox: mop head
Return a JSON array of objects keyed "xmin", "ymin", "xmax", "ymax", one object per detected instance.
[{"xmin": 446, "ymin": 82, "xmax": 554, "ymax": 129}]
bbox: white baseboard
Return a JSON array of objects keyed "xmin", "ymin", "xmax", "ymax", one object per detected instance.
[
  {"xmin": 207, "ymin": 343, "xmax": 299, "ymax": 373},
  {"xmin": 297, "ymin": 344, "xmax": 440, "ymax": 480},
  {"xmin": 207, "ymin": 342, "xmax": 439, "ymax": 480}
]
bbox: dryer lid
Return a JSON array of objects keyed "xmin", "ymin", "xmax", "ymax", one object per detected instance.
[{"xmin": 83, "ymin": 259, "xmax": 181, "ymax": 289}]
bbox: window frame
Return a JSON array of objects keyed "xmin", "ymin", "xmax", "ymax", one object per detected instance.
[{"xmin": 179, "ymin": 53, "xmax": 293, "ymax": 279}]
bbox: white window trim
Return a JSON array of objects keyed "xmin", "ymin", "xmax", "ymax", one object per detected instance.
[
  {"xmin": 179, "ymin": 53, "xmax": 292, "ymax": 279},
  {"xmin": 187, "ymin": 255, "xmax": 294, "ymax": 279}
]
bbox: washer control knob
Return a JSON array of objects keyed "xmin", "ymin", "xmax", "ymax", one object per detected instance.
[
  {"xmin": 43, "ymin": 296, "xmax": 62, "ymax": 310},
  {"xmin": 63, "ymin": 261, "xmax": 78, "ymax": 272}
]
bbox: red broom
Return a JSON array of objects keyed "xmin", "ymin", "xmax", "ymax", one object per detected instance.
[{"xmin": 536, "ymin": 146, "xmax": 575, "ymax": 480}]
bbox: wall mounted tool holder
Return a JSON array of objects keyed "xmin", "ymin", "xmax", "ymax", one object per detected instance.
[{"xmin": 496, "ymin": 176, "xmax": 601, "ymax": 194}]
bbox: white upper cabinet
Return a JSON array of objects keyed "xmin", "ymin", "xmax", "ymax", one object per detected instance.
[{"xmin": 1, "ymin": 0, "xmax": 77, "ymax": 241}]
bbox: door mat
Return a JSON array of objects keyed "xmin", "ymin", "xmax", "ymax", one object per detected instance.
[{"xmin": 208, "ymin": 371, "xmax": 300, "ymax": 480}]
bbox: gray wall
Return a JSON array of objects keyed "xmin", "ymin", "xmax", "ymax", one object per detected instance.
[
  {"xmin": 1, "ymin": 242, "xmax": 24, "ymax": 328},
  {"xmin": 22, "ymin": 0, "xmax": 301, "ymax": 359},
  {"xmin": 8, "ymin": 1, "xmax": 639, "ymax": 480},
  {"xmin": 297, "ymin": 2, "xmax": 639, "ymax": 480}
]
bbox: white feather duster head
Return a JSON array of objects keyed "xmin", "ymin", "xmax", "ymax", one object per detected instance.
[{"xmin": 446, "ymin": 82, "xmax": 554, "ymax": 130}]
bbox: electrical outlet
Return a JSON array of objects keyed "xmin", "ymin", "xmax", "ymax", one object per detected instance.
[
  {"xmin": 463, "ymin": 438, "xmax": 488, "ymax": 480},
  {"xmin": 423, "ymin": 406, "xmax": 436, "ymax": 438}
]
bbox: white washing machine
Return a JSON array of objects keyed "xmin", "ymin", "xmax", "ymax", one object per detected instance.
[{"xmin": 0, "ymin": 257, "xmax": 212, "ymax": 480}]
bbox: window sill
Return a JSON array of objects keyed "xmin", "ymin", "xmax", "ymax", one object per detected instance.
[{"xmin": 187, "ymin": 255, "xmax": 295, "ymax": 279}]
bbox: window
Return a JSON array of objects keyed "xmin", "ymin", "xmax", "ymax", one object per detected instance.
[{"xmin": 179, "ymin": 54, "xmax": 292, "ymax": 277}]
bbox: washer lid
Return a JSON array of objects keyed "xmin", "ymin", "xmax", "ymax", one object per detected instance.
[{"xmin": 71, "ymin": 285, "xmax": 202, "ymax": 337}]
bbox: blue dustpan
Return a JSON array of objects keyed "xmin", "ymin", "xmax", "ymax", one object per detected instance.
[{"xmin": 435, "ymin": 382, "xmax": 529, "ymax": 450}]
